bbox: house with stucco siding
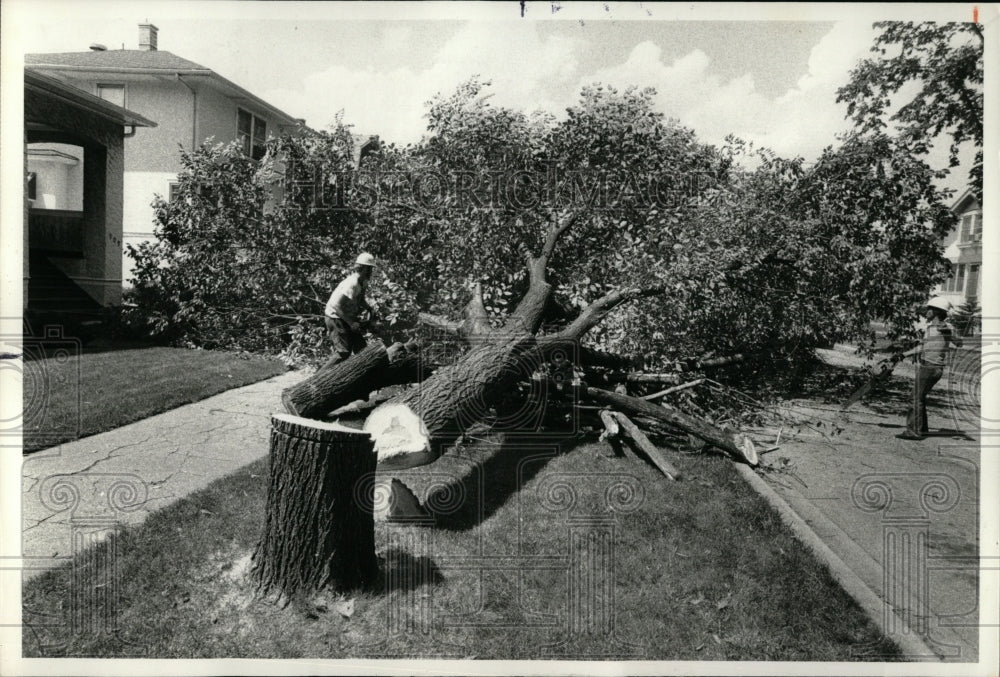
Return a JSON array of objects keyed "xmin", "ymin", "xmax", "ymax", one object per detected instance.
[
  {"xmin": 935, "ymin": 188, "xmax": 982, "ymax": 308},
  {"xmin": 26, "ymin": 23, "xmax": 310, "ymax": 284}
]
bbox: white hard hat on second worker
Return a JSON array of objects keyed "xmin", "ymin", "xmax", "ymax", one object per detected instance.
[
  {"xmin": 356, "ymin": 252, "xmax": 376, "ymax": 267},
  {"xmin": 926, "ymin": 296, "xmax": 952, "ymax": 312}
]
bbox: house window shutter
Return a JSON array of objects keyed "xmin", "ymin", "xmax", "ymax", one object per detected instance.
[{"xmin": 972, "ymin": 214, "xmax": 982, "ymax": 241}]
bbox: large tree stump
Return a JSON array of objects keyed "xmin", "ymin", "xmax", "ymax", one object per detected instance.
[
  {"xmin": 250, "ymin": 415, "xmax": 378, "ymax": 604},
  {"xmin": 282, "ymin": 340, "xmax": 423, "ymax": 420}
]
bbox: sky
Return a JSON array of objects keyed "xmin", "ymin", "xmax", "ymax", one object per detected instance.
[{"xmin": 4, "ymin": 1, "xmax": 980, "ymax": 194}]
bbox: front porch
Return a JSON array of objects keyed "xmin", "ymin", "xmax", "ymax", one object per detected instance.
[{"xmin": 23, "ymin": 68, "xmax": 155, "ymax": 329}]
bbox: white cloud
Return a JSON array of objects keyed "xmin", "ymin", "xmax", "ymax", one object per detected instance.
[
  {"xmin": 261, "ymin": 22, "xmax": 583, "ymax": 143},
  {"xmin": 264, "ymin": 21, "xmax": 879, "ymax": 163},
  {"xmin": 571, "ymin": 22, "xmax": 878, "ymax": 160}
]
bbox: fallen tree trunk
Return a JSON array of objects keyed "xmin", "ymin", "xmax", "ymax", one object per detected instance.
[
  {"xmin": 282, "ymin": 340, "xmax": 423, "ymax": 419},
  {"xmin": 364, "ymin": 334, "xmax": 537, "ymax": 470},
  {"xmin": 581, "ymin": 384, "xmax": 758, "ymax": 466},
  {"xmin": 250, "ymin": 415, "xmax": 378, "ymax": 604},
  {"xmin": 612, "ymin": 411, "xmax": 682, "ymax": 480}
]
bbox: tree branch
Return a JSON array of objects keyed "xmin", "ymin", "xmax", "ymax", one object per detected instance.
[
  {"xmin": 506, "ymin": 209, "xmax": 587, "ymax": 335},
  {"xmin": 417, "ymin": 312, "xmax": 461, "ymax": 335},
  {"xmin": 461, "ymin": 281, "xmax": 492, "ymax": 339},
  {"xmin": 551, "ymin": 285, "xmax": 666, "ymax": 342}
]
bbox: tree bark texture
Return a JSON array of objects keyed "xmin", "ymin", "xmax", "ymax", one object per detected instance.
[
  {"xmin": 365, "ymin": 333, "xmax": 538, "ymax": 466},
  {"xmin": 612, "ymin": 411, "xmax": 682, "ymax": 480},
  {"xmin": 282, "ymin": 340, "xmax": 423, "ymax": 420},
  {"xmin": 250, "ymin": 415, "xmax": 378, "ymax": 602}
]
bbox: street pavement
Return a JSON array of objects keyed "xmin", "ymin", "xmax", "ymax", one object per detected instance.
[{"xmin": 756, "ymin": 345, "xmax": 984, "ymax": 661}]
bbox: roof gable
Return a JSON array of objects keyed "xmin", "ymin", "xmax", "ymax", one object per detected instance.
[{"xmin": 950, "ymin": 188, "xmax": 980, "ymax": 215}]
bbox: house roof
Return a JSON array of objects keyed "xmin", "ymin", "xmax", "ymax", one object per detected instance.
[
  {"xmin": 26, "ymin": 49, "xmax": 306, "ymax": 129},
  {"xmin": 950, "ymin": 187, "xmax": 980, "ymax": 215},
  {"xmin": 25, "ymin": 67, "xmax": 157, "ymax": 129},
  {"xmin": 26, "ymin": 50, "xmax": 210, "ymax": 72}
]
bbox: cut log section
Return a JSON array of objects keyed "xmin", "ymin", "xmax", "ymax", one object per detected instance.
[
  {"xmin": 281, "ymin": 340, "xmax": 424, "ymax": 420},
  {"xmin": 250, "ymin": 415, "xmax": 378, "ymax": 603},
  {"xmin": 598, "ymin": 409, "xmax": 619, "ymax": 441},
  {"xmin": 582, "ymin": 384, "xmax": 758, "ymax": 466},
  {"xmin": 363, "ymin": 403, "xmax": 435, "ymax": 470},
  {"xmin": 364, "ymin": 334, "xmax": 537, "ymax": 470},
  {"xmin": 611, "ymin": 411, "xmax": 681, "ymax": 480},
  {"xmin": 598, "ymin": 408, "xmax": 624, "ymax": 456}
]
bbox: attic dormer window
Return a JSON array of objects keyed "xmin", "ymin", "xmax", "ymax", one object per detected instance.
[{"xmin": 238, "ymin": 108, "xmax": 267, "ymax": 160}]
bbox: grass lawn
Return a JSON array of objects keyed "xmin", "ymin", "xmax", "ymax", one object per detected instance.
[
  {"xmin": 23, "ymin": 428, "xmax": 900, "ymax": 660},
  {"xmin": 22, "ymin": 346, "xmax": 286, "ymax": 453}
]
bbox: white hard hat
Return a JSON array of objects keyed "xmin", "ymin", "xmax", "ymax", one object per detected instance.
[
  {"xmin": 926, "ymin": 296, "xmax": 952, "ymax": 313},
  {"xmin": 355, "ymin": 252, "xmax": 376, "ymax": 267}
]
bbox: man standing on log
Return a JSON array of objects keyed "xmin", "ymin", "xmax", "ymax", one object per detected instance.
[
  {"xmin": 324, "ymin": 253, "xmax": 377, "ymax": 365},
  {"xmin": 896, "ymin": 296, "xmax": 962, "ymax": 441}
]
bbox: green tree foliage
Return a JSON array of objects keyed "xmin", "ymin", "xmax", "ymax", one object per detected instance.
[
  {"xmin": 128, "ymin": 79, "xmax": 954, "ymax": 368},
  {"xmin": 126, "ymin": 131, "xmax": 415, "ymax": 362},
  {"xmin": 836, "ymin": 21, "xmax": 984, "ymax": 201}
]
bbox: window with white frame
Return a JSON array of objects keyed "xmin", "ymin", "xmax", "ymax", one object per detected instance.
[
  {"xmin": 959, "ymin": 212, "xmax": 982, "ymax": 243},
  {"xmin": 237, "ymin": 108, "xmax": 267, "ymax": 160},
  {"xmin": 96, "ymin": 83, "xmax": 126, "ymax": 108},
  {"xmin": 943, "ymin": 263, "xmax": 966, "ymax": 293}
]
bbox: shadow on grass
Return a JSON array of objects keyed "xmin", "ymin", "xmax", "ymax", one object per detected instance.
[
  {"xmin": 421, "ymin": 429, "xmax": 586, "ymax": 532},
  {"xmin": 374, "ymin": 548, "xmax": 445, "ymax": 592}
]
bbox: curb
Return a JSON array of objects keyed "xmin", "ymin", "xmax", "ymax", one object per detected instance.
[{"xmin": 733, "ymin": 462, "xmax": 944, "ymax": 662}]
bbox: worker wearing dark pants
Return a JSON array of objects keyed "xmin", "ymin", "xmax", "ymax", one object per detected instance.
[
  {"xmin": 904, "ymin": 363, "xmax": 943, "ymax": 438},
  {"xmin": 898, "ymin": 296, "xmax": 962, "ymax": 440},
  {"xmin": 324, "ymin": 316, "xmax": 367, "ymax": 364}
]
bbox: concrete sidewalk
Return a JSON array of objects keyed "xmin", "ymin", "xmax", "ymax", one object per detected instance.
[
  {"xmin": 20, "ymin": 369, "xmax": 302, "ymax": 582},
  {"xmin": 752, "ymin": 347, "xmax": 983, "ymax": 661}
]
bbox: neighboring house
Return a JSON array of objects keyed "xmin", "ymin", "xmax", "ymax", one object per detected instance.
[
  {"xmin": 23, "ymin": 67, "xmax": 155, "ymax": 325},
  {"xmin": 936, "ymin": 188, "xmax": 983, "ymax": 307},
  {"xmin": 26, "ymin": 23, "xmax": 310, "ymax": 283}
]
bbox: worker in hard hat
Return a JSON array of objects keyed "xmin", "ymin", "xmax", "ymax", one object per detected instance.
[
  {"xmin": 324, "ymin": 253, "xmax": 378, "ymax": 365},
  {"xmin": 896, "ymin": 296, "xmax": 962, "ymax": 440}
]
